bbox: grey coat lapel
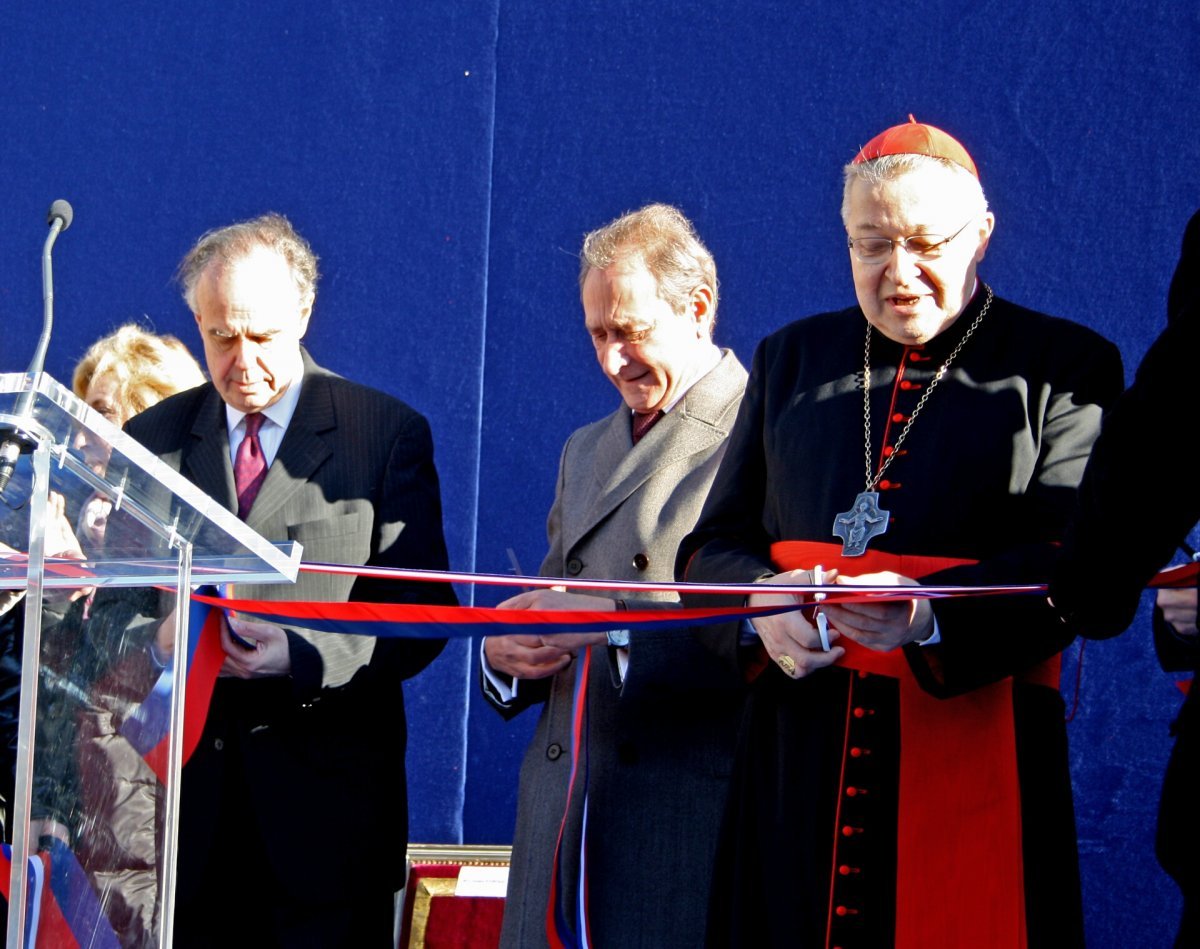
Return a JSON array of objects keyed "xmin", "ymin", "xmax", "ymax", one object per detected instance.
[{"xmin": 568, "ymin": 351, "xmax": 743, "ymax": 552}]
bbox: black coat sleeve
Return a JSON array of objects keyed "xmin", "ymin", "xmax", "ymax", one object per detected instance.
[{"xmin": 1051, "ymin": 210, "xmax": 1200, "ymax": 638}]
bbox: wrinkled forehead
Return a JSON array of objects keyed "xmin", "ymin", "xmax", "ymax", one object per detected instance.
[
  {"xmin": 198, "ymin": 248, "xmax": 305, "ymax": 321},
  {"xmin": 582, "ymin": 262, "xmax": 664, "ymax": 327},
  {"xmin": 847, "ymin": 165, "xmax": 979, "ymax": 230}
]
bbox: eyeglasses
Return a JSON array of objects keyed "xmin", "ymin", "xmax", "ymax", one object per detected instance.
[{"xmin": 847, "ymin": 218, "xmax": 976, "ymax": 264}]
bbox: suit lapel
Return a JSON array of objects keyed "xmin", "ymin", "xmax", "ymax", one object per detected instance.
[
  {"xmin": 183, "ymin": 388, "xmax": 238, "ymax": 512},
  {"xmin": 244, "ymin": 367, "xmax": 335, "ymax": 532},
  {"xmin": 575, "ymin": 410, "xmax": 725, "ymax": 537},
  {"xmin": 566, "ymin": 353, "xmax": 742, "ymax": 552}
]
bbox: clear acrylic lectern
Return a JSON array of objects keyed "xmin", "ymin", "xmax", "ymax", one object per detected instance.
[{"xmin": 1, "ymin": 372, "xmax": 300, "ymax": 948}]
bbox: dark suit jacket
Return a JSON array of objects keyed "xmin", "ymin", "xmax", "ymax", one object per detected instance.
[
  {"xmin": 124, "ymin": 349, "xmax": 454, "ymax": 902},
  {"xmin": 484, "ymin": 351, "xmax": 748, "ymax": 949}
]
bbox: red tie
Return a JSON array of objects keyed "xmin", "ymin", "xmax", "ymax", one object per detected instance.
[
  {"xmin": 631, "ymin": 410, "xmax": 663, "ymax": 445},
  {"xmin": 234, "ymin": 413, "xmax": 268, "ymax": 519}
]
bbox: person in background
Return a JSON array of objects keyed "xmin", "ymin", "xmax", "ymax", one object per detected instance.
[{"xmin": 71, "ymin": 323, "xmax": 207, "ymax": 542}]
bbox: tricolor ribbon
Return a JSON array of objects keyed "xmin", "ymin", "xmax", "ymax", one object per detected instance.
[
  {"xmin": 20, "ymin": 555, "xmax": 1190, "ymax": 788},
  {"xmin": 1, "ymin": 840, "xmax": 120, "ymax": 949},
  {"xmin": 119, "ymin": 589, "xmax": 227, "ymax": 784},
  {"xmin": 546, "ymin": 645, "xmax": 593, "ymax": 949}
]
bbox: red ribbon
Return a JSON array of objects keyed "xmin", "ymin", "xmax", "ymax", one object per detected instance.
[
  {"xmin": 771, "ymin": 541, "xmax": 1048, "ymax": 949},
  {"xmin": 0, "ymin": 847, "xmax": 80, "ymax": 948},
  {"xmin": 141, "ymin": 608, "xmax": 227, "ymax": 784}
]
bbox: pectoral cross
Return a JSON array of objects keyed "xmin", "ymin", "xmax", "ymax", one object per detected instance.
[{"xmin": 832, "ymin": 491, "xmax": 890, "ymax": 557}]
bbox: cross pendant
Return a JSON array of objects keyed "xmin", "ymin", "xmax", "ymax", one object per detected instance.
[{"xmin": 832, "ymin": 490, "xmax": 890, "ymax": 557}]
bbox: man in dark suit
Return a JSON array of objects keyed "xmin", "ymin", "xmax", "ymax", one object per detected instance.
[
  {"xmin": 481, "ymin": 204, "xmax": 747, "ymax": 948},
  {"xmin": 124, "ymin": 213, "xmax": 454, "ymax": 947}
]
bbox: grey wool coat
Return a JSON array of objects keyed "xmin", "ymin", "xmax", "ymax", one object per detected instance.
[{"xmin": 485, "ymin": 349, "xmax": 748, "ymax": 949}]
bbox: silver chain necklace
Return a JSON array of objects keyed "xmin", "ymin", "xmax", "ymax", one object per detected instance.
[{"xmin": 832, "ymin": 284, "xmax": 993, "ymax": 556}]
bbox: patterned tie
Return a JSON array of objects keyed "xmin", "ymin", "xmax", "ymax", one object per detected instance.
[
  {"xmin": 631, "ymin": 409, "xmax": 663, "ymax": 445},
  {"xmin": 234, "ymin": 412, "xmax": 268, "ymax": 519}
]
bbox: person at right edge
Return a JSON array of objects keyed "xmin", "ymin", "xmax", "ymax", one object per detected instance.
[
  {"xmin": 1051, "ymin": 208, "xmax": 1200, "ymax": 947},
  {"xmin": 676, "ymin": 117, "xmax": 1124, "ymax": 948}
]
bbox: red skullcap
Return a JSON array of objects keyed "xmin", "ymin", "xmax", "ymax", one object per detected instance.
[{"xmin": 852, "ymin": 115, "xmax": 978, "ymax": 179}]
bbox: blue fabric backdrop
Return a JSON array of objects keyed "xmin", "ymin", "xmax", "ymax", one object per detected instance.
[{"xmin": 3, "ymin": 2, "xmax": 1198, "ymax": 943}]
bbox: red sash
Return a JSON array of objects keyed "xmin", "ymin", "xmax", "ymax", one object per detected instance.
[{"xmin": 771, "ymin": 541, "xmax": 1057, "ymax": 949}]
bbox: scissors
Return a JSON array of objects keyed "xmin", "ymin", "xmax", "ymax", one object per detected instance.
[{"xmin": 813, "ymin": 564, "xmax": 831, "ymax": 652}]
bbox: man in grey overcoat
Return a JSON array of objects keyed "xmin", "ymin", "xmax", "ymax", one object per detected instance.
[{"xmin": 481, "ymin": 204, "xmax": 747, "ymax": 948}]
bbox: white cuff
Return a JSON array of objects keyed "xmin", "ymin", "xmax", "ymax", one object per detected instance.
[
  {"xmin": 915, "ymin": 615, "xmax": 941, "ymax": 646},
  {"xmin": 480, "ymin": 639, "xmax": 519, "ymax": 703}
]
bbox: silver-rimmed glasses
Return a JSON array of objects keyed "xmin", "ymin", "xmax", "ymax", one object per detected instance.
[{"xmin": 847, "ymin": 217, "xmax": 976, "ymax": 264}]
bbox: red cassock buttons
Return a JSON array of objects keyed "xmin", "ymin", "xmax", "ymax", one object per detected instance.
[
  {"xmin": 838, "ymin": 865, "xmax": 861, "ymax": 876},
  {"xmin": 881, "ymin": 445, "xmax": 893, "ymax": 457},
  {"xmin": 846, "ymin": 786, "xmax": 869, "ymax": 797},
  {"xmin": 852, "ymin": 706, "xmax": 875, "ymax": 718},
  {"xmin": 841, "ymin": 825, "xmax": 863, "ymax": 837},
  {"xmin": 891, "ymin": 412, "xmax": 906, "ymax": 423},
  {"xmin": 835, "ymin": 905, "xmax": 860, "ymax": 917},
  {"xmin": 849, "ymin": 747, "xmax": 871, "ymax": 758}
]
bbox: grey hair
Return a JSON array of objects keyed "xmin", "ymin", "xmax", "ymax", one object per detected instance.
[
  {"xmin": 840, "ymin": 154, "xmax": 989, "ymax": 225},
  {"xmin": 579, "ymin": 203, "xmax": 718, "ymax": 326},
  {"xmin": 178, "ymin": 212, "xmax": 319, "ymax": 312}
]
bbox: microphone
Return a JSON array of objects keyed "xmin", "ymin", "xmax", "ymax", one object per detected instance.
[
  {"xmin": 48, "ymin": 200, "xmax": 73, "ymax": 232},
  {"xmin": 0, "ymin": 200, "xmax": 74, "ymax": 494}
]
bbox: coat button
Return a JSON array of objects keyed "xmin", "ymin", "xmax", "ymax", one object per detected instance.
[
  {"xmin": 566, "ymin": 558, "xmax": 583, "ymax": 576},
  {"xmin": 546, "ymin": 743, "xmax": 563, "ymax": 760},
  {"xmin": 632, "ymin": 553, "xmax": 649, "ymax": 571},
  {"xmin": 213, "ymin": 738, "xmax": 224, "ymax": 751}
]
